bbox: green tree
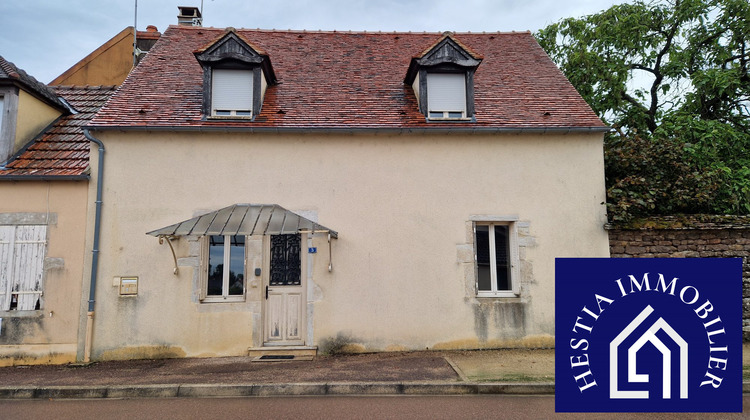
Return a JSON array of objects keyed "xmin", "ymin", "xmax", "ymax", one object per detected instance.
[{"xmin": 536, "ymin": 0, "xmax": 750, "ymax": 220}]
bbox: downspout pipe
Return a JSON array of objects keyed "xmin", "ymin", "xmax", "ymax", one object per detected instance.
[{"xmin": 83, "ymin": 128, "xmax": 104, "ymax": 363}]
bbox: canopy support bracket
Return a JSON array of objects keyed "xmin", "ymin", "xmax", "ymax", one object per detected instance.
[
  {"xmin": 158, "ymin": 235, "xmax": 179, "ymax": 275},
  {"xmin": 328, "ymin": 233, "xmax": 333, "ymax": 272}
]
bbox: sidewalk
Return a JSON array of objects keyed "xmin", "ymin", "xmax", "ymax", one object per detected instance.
[
  {"xmin": 0, "ymin": 346, "xmax": 746, "ymax": 399},
  {"xmin": 0, "ymin": 348, "xmax": 553, "ymax": 399}
]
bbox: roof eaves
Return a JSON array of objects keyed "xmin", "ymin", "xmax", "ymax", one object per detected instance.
[
  {"xmin": 86, "ymin": 124, "xmax": 611, "ymax": 135},
  {"xmin": 0, "ymin": 174, "xmax": 89, "ymax": 181}
]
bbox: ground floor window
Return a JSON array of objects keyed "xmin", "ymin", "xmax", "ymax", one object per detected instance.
[
  {"xmin": 474, "ymin": 222, "xmax": 519, "ymax": 297},
  {"xmin": 0, "ymin": 225, "xmax": 46, "ymax": 311},
  {"xmin": 203, "ymin": 235, "xmax": 245, "ymax": 301}
]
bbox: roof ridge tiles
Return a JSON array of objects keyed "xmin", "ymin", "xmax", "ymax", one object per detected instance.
[{"xmin": 166, "ymin": 25, "xmax": 528, "ymax": 36}]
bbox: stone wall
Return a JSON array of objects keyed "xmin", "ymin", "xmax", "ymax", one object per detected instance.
[{"xmin": 607, "ymin": 215, "xmax": 750, "ymax": 340}]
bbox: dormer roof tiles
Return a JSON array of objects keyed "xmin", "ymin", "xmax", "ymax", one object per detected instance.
[
  {"xmin": 0, "ymin": 56, "xmax": 66, "ymax": 110},
  {"xmin": 90, "ymin": 25, "xmax": 606, "ymax": 130}
]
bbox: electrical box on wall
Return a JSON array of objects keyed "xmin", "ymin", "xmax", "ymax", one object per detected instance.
[{"xmin": 119, "ymin": 277, "xmax": 138, "ymax": 295}]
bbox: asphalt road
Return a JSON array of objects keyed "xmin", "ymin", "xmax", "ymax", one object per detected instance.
[{"xmin": 1, "ymin": 395, "xmax": 748, "ymax": 420}]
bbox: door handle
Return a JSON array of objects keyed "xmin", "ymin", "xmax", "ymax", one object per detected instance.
[{"xmin": 265, "ymin": 285, "xmax": 269, "ymax": 300}]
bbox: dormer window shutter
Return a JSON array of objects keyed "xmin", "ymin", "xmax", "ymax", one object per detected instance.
[
  {"xmin": 427, "ymin": 73, "xmax": 466, "ymax": 117},
  {"xmin": 212, "ymin": 69, "xmax": 254, "ymax": 115}
]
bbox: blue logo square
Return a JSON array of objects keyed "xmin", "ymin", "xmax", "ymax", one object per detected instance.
[{"xmin": 555, "ymin": 258, "xmax": 742, "ymax": 412}]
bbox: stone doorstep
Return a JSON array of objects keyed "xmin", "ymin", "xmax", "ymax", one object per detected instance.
[{"xmin": 247, "ymin": 346, "xmax": 317, "ymax": 360}]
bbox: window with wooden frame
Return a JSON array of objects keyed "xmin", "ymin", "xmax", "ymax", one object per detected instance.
[
  {"xmin": 474, "ymin": 221, "xmax": 519, "ymax": 297},
  {"xmin": 201, "ymin": 235, "xmax": 246, "ymax": 302},
  {"xmin": 0, "ymin": 225, "xmax": 46, "ymax": 311}
]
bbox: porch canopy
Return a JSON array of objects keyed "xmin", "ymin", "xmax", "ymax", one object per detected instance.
[{"xmin": 147, "ymin": 203, "xmax": 338, "ymax": 239}]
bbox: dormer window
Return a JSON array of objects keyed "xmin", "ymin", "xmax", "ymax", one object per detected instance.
[
  {"xmin": 405, "ymin": 33, "xmax": 482, "ymax": 122},
  {"xmin": 194, "ymin": 28, "xmax": 276, "ymax": 121}
]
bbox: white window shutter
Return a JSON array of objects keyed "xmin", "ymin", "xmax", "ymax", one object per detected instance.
[
  {"xmin": 427, "ymin": 73, "xmax": 466, "ymax": 113},
  {"xmin": 212, "ymin": 69, "xmax": 253, "ymax": 112},
  {"xmin": 14, "ymin": 226, "xmax": 46, "ymax": 310},
  {"xmin": 0, "ymin": 226, "xmax": 46, "ymax": 311},
  {"xmin": 0, "ymin": 226, "xmax": 12, "ymax": 310}
]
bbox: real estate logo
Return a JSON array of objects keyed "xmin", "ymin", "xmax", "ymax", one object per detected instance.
[{"xmin": 555, "ymin": 258, "xmax": 742, "ymax": 412}]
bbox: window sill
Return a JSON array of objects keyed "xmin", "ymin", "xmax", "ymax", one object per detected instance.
[
  {"xmin": 476, "ymin": 292, "xmax": 520, "ymax": 299},
  {"xmin": 0, "ymin": 310, "xmax": 44, "ymax": 318},
  {"xmin": 426, "ymin": 117, "xmax": 475, "ymax": 122},
  {"xmin": 207, "ymin": 115, "xmax": 254, "ymax": 121},
  {"xmin": 200, "ymin": 296, "xmax": 246, "ymax": 303}
]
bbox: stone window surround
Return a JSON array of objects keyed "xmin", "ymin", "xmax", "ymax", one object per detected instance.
[{"xmin": 458, "ymin": 215, "xmax": 535, "ymax": 302}]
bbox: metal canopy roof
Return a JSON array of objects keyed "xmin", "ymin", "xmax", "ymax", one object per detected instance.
[{"xmin": 146, "ymin": 204, "xmax": 338, "ymax": 238}]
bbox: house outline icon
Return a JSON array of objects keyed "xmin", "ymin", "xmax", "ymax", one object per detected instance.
[{"xmin": 609, "ymin": 305, "xmax": 689, "ymax": 399}]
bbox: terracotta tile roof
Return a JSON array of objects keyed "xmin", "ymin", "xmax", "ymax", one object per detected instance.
[
  {"xmin": 0, "ymin": 86, "xmax": 117, "ymax": 177},
  {"xmin": 0, "ymin": 56, "xmax": 66, "ymax": 110},
  {"xmin": 193, "ymin": 27, "xmax": 269, "ymax": 57},
  {"xmin": 91, "ymin": 26, "xmax": 606, "ymax": 130}
]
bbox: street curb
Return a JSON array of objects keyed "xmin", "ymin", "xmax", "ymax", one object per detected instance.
[
  {"xmin": 0, "ymin": 382, "xmax": 555, "ymax": 399},
  {"xmin": 0, "ymin": 381, "xmax": 746, "ymax": 399}
]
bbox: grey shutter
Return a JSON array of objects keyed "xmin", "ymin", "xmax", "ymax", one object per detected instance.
[
  {"xmin": 212, "ymin": 69, "xmax": 253, "ymax": 113},
  {"xmin": 427, "ymin": 73, "xmax": 466, "ymax": 113}
]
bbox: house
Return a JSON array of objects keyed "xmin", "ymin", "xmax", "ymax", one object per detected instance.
[
  {"xmin": 50, "ymin": 26, "xmax": 161, "ymax": 86},
  {"xmin": 0, "ymin": 55, "xmax": 116, "ymax": 365},
  {"xmin": 82, "ymin": 23, "xmax": 610, "ymax": 361}
]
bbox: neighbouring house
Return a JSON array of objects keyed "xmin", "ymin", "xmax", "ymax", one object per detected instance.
[
  {"xmin": 82, "ymin": 23, "xmax": 610, "ymax": 361},
  {"xmin": 49, "ymin": 25, "xmax": 161, "ymax": 86},
  {"xmin": 0, "ymin": 55, "xmax": 116, "ymax": 365}
]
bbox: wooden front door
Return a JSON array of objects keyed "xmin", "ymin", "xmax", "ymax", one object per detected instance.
[{"xmin": 264, "ymin": 233, "xmax": 305, "ymax": 345}]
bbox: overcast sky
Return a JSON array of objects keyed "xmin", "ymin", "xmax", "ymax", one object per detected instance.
[{"xmin": 1, "ymin": 0, "xmax": 624, "ymax": 84}]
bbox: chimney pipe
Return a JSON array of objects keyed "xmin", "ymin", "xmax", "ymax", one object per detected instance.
[{"xmin": 177, "ymin": 6, "xmax": 202, "ymax": 26}]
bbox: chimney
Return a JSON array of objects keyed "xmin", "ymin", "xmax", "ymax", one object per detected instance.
[{"xmin": 177, "ymin": 6, "xmax": 202, "ymax": 26}]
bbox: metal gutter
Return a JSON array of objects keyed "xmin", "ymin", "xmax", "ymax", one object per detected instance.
[
  {"xmin": 85, "ymin": 125, "xmax": 611, "ymax": 135},
  {"xmin": 0, "ymin": 175, "xmax": 89, "ymax": 181},
  {"xmin": 82, "ymin": 128, "xmax": 105, "ymax": 363}
]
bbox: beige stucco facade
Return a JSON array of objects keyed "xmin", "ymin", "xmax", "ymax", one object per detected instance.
[
  {"xmin": 0, "ymin": 181, "xmax": 89, "ymax": 366},
  {"xmin": 83, "ymin": 129, "xmax": 609, "ymax": 360},
  {"xmin": 50, "ymin": 27, "xmax": 135, "ymax": 87},
  {"xmin": 14, "ymin": 90, "xmax": 62, "ymax": 152}
]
